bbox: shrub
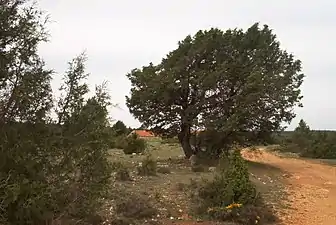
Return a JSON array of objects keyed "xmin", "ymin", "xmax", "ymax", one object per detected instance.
[
  {"xmin": 123, "ymin": 133, "xmax": 146, "ymax": 154},
  {"xmin": 191, "ymin": 148, "xmax": 276, "ymax": 224},
  {"xmin": 137, "ymin": 155, "xmax": 157, "ymax": 176},
  {"xmin": 206, "ymin": 201, "xmax": 277, "ymax": 225}
]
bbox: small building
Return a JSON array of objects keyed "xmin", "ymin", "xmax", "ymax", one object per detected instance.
[{"xmin": 128, "ymin": 130, "xmax": 155, "ymax": 138}]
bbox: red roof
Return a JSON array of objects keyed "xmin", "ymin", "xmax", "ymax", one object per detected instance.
[{"xmin": 132, "ymin": 130, "xmax": 155, "ymax": 137}]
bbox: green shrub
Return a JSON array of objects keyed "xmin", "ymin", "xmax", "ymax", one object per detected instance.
[
  {"xmin": 137, "ymin": 155, "xmax": 157, "ymax": 176},
  {"xmin": 191, "ymin": 148, "xmax": 276, "ymax": 224},
  {"xmin": 123, "ymin": 133, "xmax": 146, "ymax": 154}
]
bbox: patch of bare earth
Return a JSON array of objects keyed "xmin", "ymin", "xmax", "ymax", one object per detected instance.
[{"xmin": 242, "ymin": 148, "xmax": 336, "ymax": 225}]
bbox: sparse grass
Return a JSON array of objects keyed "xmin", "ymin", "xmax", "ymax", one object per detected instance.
[
  {"xmin": 157, "ymin": 166, "xmax": 171, "ymax": 174},
  {"xmin": 191, "ymin": 165, "xmax": 206, "ymax": 172},
  {"xmin": 107, "ymin": 140, "xmax": 286, "ymax": 224}
]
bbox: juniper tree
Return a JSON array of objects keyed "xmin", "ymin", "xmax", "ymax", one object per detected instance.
[
  {"xmin": 126, "ymin": 23, "xmax": 304, "ymax": 158},
  {"xmin": 112, "ymin": 120, "xmax": 129, "ymax": 136},
  {"xmin": 0, "ymin": 1, "xmax": 113, "ymax": 223},
  {"xmin": 0, "ymin": 0, "xmax": 54, "ymax": 223}
]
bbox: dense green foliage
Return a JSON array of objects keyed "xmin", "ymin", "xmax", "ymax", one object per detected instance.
[
  {"xmin": 123, "ymin": 133, "xmax": 146, "ymax": 154},
  {"xmin": 0, "ymin": 1, "xmax": 112, "ymax": 224},
  {"xmin": 108, "ymin": 120, "xmax": 130, "ymax": 149},
  {"xmin": 112, "ymin": 120, "xmax": 130, "ymax": 136},
  {"xmin": 192, "ymin": 149, "xmax": 276, "ymax": 224},
  {"xmin": 126, "ymin": 23, "xmax": 304, "ymax": 158},
  {"xmin": 196, "ymin": 149, "xmax": 257, "ymax": 210},
  {"xmin": 276, "ymin": 120, "xmax": 336, "ymax": 159}
]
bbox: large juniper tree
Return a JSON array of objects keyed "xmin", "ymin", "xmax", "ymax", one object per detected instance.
[
  {"xmin": 0, "ymin": 0, "xmax": 53, "ymax": 123},
  {"xmin": 126, "ymin": 23, "xmax": 304, "ymax": 158},
  {"xmin": 0, "ymin": 0, "xmax": 55, "ymax": 223},
  {"xmin": 0, "ymin": 1, "xmax": 112, "ymax": 224}
]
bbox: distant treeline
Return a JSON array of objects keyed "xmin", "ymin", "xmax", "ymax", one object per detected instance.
[{"xmin": 271, "ymin": 121, "xmax": 336, "ymax": 159}]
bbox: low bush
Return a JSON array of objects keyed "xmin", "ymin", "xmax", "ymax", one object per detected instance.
[
  {"xmin": 137, "ymin": 155, "xmax": 157, "ymax": 176},
  {"xmin": 123, "ymin": 133, "xmax": 146, "ymax": 154},
  {"xmin": 191, "ymin": 148, "xmax": 277, "ymax": 225},
  {"xmin": 206, "ymin": 201, "xmax": 277, "ymax": 225}
]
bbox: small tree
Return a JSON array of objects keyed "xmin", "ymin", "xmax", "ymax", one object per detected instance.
[
  {"xmin": 295, "ymin": 119, "xmax": 311, "ymax": 134},
  {"xmin": 112, "ymin": 120, "xmax": 129, "ymax": 136},
  {"xmin": 286, "ymin": 119, "xmax": 312, "ymax": 154},
  {"xmin": 55, "ymin": 54, "xmax": 113, "ymax": 222},
  {"xmin": 0, "ymin": 1, "xmax": 55, "ymax": 224},
  {"xmin": 196, "ymin": 149, "xmax": 256, "ymax": 211},
  {"xmin": 126, "ymin": 23, "xmax": 304, "ymax": 158},
  {"xmin": 193, "ymin": 149, "xmax": 276, "ymax": 224},
  {"xmin": 123, "ymin": 133, "xmax": 146, "ymax": 154}
]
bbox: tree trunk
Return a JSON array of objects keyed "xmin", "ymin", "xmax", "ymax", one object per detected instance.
[{"xmin": 178, "ymin": 123, "xmax": 193, "ymax": 158}]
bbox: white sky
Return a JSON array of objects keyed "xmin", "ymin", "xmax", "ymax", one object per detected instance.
[{"xmin": 37, "ymin": 0, "xmax": 336, "ymax": 130}]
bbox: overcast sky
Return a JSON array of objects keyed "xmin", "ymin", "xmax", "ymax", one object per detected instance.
[{"xmin": 37, "ymin": 0, "xmax": 336, "ymax": 130}]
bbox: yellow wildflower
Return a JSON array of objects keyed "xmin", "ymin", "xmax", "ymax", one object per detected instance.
[
  {"xmin": 225, "ymin": 203, "xmax": 242, "ymax": 209},
  {"xmin": 226, "ymin": 205, "xmax": 233, "ymax": 209}
]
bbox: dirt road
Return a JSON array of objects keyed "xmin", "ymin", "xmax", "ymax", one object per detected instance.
[{"xmin": 245, "ymin": 150, "xmax": 336, "ymax": 225}]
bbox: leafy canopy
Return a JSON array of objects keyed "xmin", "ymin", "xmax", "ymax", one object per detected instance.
[
  {"xmin": 126, "ymin": 23, "xmax": 304, "ymax": 157},
  {"xmin": 112, "ymin": 120, "xmax": 129, "ymax": 136}
]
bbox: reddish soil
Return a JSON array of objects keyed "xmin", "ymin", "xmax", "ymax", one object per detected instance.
[{"xmin": 243, "ymin": 149, "xmax": 336, "ymax": 225}]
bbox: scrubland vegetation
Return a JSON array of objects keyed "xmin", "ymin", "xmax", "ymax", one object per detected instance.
[{"xmin": 1, "ymin": 1, "xmax": 335, "ymax": 225}]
